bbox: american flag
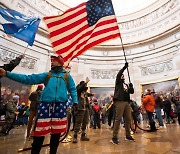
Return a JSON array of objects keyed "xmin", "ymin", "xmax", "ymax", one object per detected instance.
[
  {"xmin": 33, "ymin": 102, "xmax": 67, "ymax": 136},
  {"xmin": 44, "ymin": 0, "xmax": 120, "ymax": 67}
]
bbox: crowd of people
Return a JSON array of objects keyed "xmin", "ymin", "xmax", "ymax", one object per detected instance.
[{"xmin": 0, "ymin": 55, "xmax": 180, "ymax": 154}]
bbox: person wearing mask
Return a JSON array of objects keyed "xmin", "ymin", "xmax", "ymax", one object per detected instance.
[
  {"xmin": 0, "ymin": 55, "xmax": 78, "ymax": 154},
  {"xmin": 111, "ymin": 62, "xmax": 135, "ymax": 145},
  {"xmin": 142, "ymin": 88, "xmax": 157, "ymax": 132},
  {"xmin": 26, "ymin": 84, "xmax": 43, "ymax": 139},
  {"xmin": 72, "ymin": 78, "xmax": 94, "ymax": 143}
]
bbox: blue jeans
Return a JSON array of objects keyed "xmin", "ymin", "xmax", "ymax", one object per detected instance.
[{"xmin": 155, "ymin": 107, "xmax": 164, "ymax": 126}]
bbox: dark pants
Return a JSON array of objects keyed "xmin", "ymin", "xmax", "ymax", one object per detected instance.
[
  {"xmin": 74, "ymin": 109, "xmax": 89, "ymax": 134},
  {"xmin": 0, "ymin": 117, "xmax": 14, "ymax": 134},
  {"xmin": 178, "ymin": 112, "xmax": 180, "ymax": 125},
  {"xmin": 113, "ymin": 101, "xmax": 131, "ymax": 138},
  {"xmin": 108, "ymin": 112, "xmax": 113, "ymax": 127},
  {"xmin": 31, "ymin": 134, "xmax": 61, "ymax": 154},
  {"xmin": 93, "ymin": 112, "xmax": 100, "ymax": 128},
  {"xmin": 147, "ymin": 111, "xmax": 156, "ymax": 131}
]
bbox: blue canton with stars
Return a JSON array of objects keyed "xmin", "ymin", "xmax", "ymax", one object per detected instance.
[
  {"xmin": 37, "ymin": 102, "xmax": 67, "ymax": 119},
  {"xmin": 86, "ymin": 0, "xmax": 115, "ymax": 26}
]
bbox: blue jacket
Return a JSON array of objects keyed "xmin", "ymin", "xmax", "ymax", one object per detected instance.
[{"xmin": 6, "ymin": 69, "xmax": 78, "ymax": 103}]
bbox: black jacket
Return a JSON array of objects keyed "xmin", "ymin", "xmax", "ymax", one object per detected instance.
[
  {"xmin": 29, "ymin": 90, "xmax": 41, "ymax": 111},
  {"xmin": 113, "ymin": 65, "xmax": 134, "ymax": 102},
  {"xmin": 76, "ymin": 82, "xmax": 93, "ymax": 110}
]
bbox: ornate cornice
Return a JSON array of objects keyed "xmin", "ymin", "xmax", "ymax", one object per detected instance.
[{"xmin": 119, "ymin": 0, "xmax": 179, "ymax": 30}]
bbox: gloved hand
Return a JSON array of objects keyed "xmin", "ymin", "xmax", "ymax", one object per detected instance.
[
  {"xmin": 129, "ymin": 83, "xmax": 133, "ymax": 87},
  {"xmin": 125, "ymin": 62, "xmax": 128, "ymax": 68}
]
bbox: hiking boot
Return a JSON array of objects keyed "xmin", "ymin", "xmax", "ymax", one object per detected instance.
[
  {"xmin": 72, "ymin": 134, "xmax": 77, "ymax": 143},
  {"xmin": 110, "ymin": 137, "xmax": 119, "ymax": 145},
  {"xmin": 81, "ymin": 133, "xmax": 89, "ymax": 141},
  {"xmin": 125, "ymin": 135, "xmax": 135, "ymax": 141}
]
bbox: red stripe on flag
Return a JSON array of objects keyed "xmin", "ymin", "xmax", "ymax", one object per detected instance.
[
  {"xmin": 36, "ymin": 121, "xmax": 50, "ymax": 127},
  {"xmin": 51, "ymin": 120, "xmax": 67, "ymax": 126},
  {"xmin": 47, "ymin": 8, "xmax": 86, "ymax": 29},
  {"xmin": 33, "ymin": 129, "xmax": 51, "ymax": 136},
  {"xmin": 51, "ymin": 128, "xmax": 67, "ymax": 134},
  {"xmin": 50, "ymin": 17, "xmax": 87, "ymax": 42},
  {"xmin": 43, "ymin": 0, "xmax": 120, "ymax": 67}
]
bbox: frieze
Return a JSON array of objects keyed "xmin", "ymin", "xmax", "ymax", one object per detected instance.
[
  {"xmin": 0, "ymin": 49, "xmax": 37, "ymax": 69},
  {"xmin": 91, "ymin": 69, "xmax": 119, "ymax": 79},
  {"xmin": 25, "ymin": 0, "xmax": 60, "ymax": 15},
  {"xmin": 119, "ymin": 0, "xmax": 179, "ymax": 30},
  {"xmin": 141, "ymin": 60, "xmax": 173, "ymax": 76}
]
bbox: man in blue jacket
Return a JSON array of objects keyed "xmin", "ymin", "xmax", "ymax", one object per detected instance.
[{"xmin": 0, "ymin": 55, "xmax": 78, "ymax": 154}]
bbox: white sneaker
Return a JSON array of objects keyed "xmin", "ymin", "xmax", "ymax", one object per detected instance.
[{"xmin": 158, "ymin": 126, "xmax": 163, "ymax": 129}]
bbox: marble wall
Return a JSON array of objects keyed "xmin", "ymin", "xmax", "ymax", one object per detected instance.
[{"xmin": 0, "ymin": 0, "xmax": 180, "ymax": 104}]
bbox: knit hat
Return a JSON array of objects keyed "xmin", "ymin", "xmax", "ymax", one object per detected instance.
[
  {"xmin": 93, "ymin": 97, "xmax": 97, "ymax": 102},
  {"xmin": 51, "ymin": 55, "xmax": 64, "ymax": 66},
  {"xmin": 37, "ymin": 84, "xmax": 43, "ymax": 90}
]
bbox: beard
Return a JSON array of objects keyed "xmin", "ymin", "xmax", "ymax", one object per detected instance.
[{"xmin": 51, "ymin": 66, "xmax": 63, "ymax": 73}]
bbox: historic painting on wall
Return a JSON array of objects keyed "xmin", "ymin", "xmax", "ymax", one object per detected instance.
[
  {"xmin": 1, "ymin": 77, "xmax": 31, "ymax": 105},
  {"xmin": 141, "ymin": 78, "xmax": 180, "ymax": 97},
  {"xmin": 90, "ymin": 87, "xmax": 114, "ymax": 105}
]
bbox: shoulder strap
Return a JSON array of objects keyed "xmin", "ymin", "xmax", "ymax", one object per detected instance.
[
  {"xmin": 44, "ymin": 71, "xmax": 69, "ymax": 87},
  {"xmin": 64, "ymin": 72, "xmax": 69, "ymax": 87},
  {"xmin": 44, "ymin": 72, "xmax": 52, "ymax": 86}
]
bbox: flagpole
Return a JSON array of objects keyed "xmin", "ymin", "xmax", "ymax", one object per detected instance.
[
  {"xmin": 23, "ymin": 44, "xmax": 29, "ymax": 55},
  {"xmin": 111, "ymin": 0, "xmax": 131, "ymax": 83},
  {"xmin": 119, "ymin": 35, "xmax": 131, "ymax": 83}
]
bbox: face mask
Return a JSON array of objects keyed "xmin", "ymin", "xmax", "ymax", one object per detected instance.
[{"xmin": 51, "ymin": 66, "xmax": 63, "ymax": 73}]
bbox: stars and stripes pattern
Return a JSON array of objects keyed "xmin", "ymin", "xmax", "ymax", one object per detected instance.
[
  {"xmin": 43, "ymin": 0, "xmax": 120, "ymax": 67},
  {"xmin": 33, "ymin": 102, "xmax": 67, "ymax": 136}
]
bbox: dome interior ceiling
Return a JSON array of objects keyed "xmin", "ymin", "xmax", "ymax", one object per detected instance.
[{"xmin": 61, "ymin": 0, "xmax": 157, "ymax": 16}]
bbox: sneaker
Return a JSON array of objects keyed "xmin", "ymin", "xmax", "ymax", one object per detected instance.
[
  {"xmin": 81, "ymin": 134, "xmax": 90, "ymax": 141},
  {"xmin": 72, "ymin": 134, "xmax": 78, "ymax": 143},
  {"xmin": 72, "ymin": 137, "xmax": 77, "ymax": 143},
  {"xmin": 125, "ymin": 136, "xmax": 135, "ymax": 141},
  {"xmin": 110, "ymin": 137, "xmax": 119, "ymax": 145},
  {"xmin": 158, "ymin": 126, "xmax": 164, "ymax": 129}
]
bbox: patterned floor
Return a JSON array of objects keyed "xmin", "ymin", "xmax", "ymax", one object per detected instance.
[{"xmin": 0, "ymin": 122, "xmax": 180, "ymax": 154}]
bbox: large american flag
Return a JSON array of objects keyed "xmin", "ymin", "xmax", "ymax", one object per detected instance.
[{"xmin": 44, "ymin": 0, "xmax": 120, "ymax": 67}]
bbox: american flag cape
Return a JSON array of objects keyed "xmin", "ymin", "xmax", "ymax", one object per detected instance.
[{"xmin": 43, "ymin": 0, "xmax": 120, "ymax": 67}]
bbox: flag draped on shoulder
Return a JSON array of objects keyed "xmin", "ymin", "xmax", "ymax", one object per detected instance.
[
  {"xmin": 43, "ymin": 0, "xmax": 120, "ymax": 67},
  {"xmin": 0, "ymin": 8, "xmax": 40, "ymax": 46}
]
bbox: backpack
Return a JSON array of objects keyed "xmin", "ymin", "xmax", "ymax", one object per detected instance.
[
  {"xmin": 93, "ymin": 104, "xmax": 100, "ymax": 112},
  {"xmin": 44, "ymin": 71, "xmax": 69, "ymax": 87}
]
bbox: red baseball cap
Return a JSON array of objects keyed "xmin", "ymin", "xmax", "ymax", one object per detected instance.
[{"xmin": 51, "ymin": 55, "xmax": 64, "ymax": 66}]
